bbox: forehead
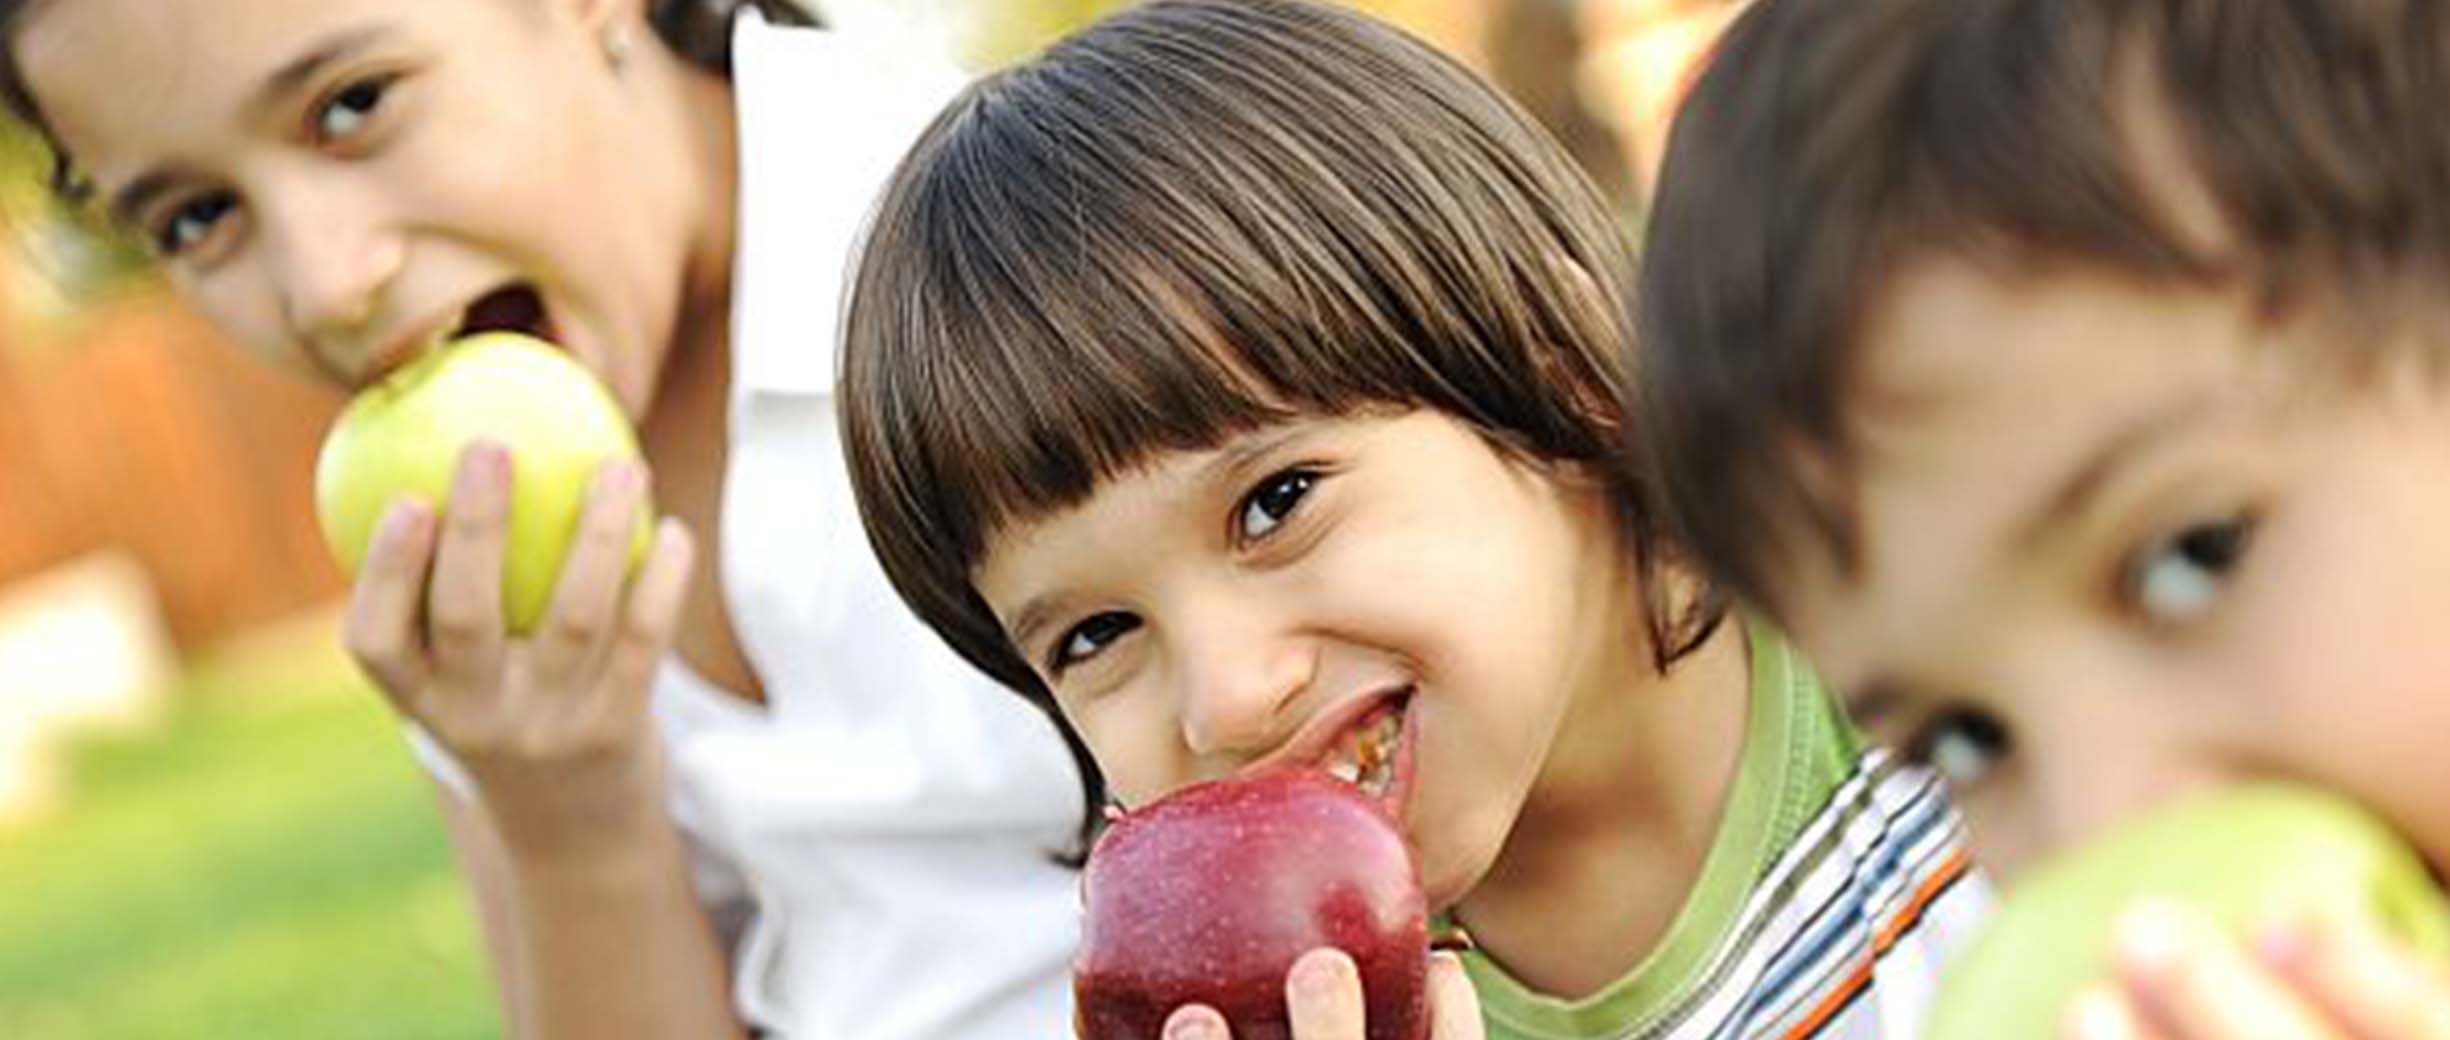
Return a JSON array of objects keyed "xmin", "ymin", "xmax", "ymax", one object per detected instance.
[
  {"xmin": 15, "ymin": 0, "xmax": 430, "ymax": 171},
  {"xmin": 1785, "ymin": 258, "xmax": 2258, "ymax": 669},
  {"xmin": 970, "ymin": 438, "xmax": 1231, "ymax": 605}
]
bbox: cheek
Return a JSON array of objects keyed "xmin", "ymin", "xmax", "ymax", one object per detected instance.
[
  {"xmin": 2213, "ymin": 475, "xmax": 2450, "ymax": 864},
  {"xmin": 1071, "ymin": 684, "xmax": 1188, "ymax": 808},
  {"xmin": 177, "ymin": 270, "xmax": 310, "ymax": 373}
]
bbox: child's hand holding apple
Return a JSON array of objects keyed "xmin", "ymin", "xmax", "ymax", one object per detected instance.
[{"xmin": 313, "ymin": 332, "xmax": 694, "ymax": 860}]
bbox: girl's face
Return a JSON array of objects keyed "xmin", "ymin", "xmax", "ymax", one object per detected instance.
[
  {"xmin": 14, "ymin": 0, "xmax": 726, "ymax": 415},
  {"xmin": 1779, "ymin": 255, "xmax": 2450, "ymax": 882},
  {"xmin": 973, "ymin": 410, "xmax": 1655, "ymax": 910}
]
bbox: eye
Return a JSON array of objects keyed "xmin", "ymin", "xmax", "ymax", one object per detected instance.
[
  {"xmin": 1902, "ymin": 706, "xmax": 2011, "ymax": 791},
  {"xmin": 1236, "ymin": 468, "xmax": 1317, "ymax": 542},
  {"xmin": 2123, "ymin": 514, "xmax": 2252, "ymax": 624},
  {"xmin": 312, "ymin": 75, "xmax": 394, "ymax": 143},
  {"xmin": 1049, "ymin": 611, "xmax": 1141, "ymax": 675},
  {"xmin": 154, "ymin": 191, "xmax": 238, "ymax": 256}
]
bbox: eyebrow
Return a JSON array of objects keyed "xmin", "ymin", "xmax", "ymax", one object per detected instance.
[
  {"xmin": 102, "ymin": 23, "xmax": 395, "ymax": 229},
  {"xmin": 998, "ymin": 424, "xmax": 1321, "ymax": 658},
  {"xmin": 2006, "ymin": 390, "xmax": 2219, "ymax": 555}
]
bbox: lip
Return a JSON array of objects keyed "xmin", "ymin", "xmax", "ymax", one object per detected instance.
[
  {"xmin": 1245, "ymin": 685, "xmax": 1419, "ymax": 823},
  {"xmin": 352, "ymin": 283, "xmax": 561, "ymax": 390},
  {"xmin": 352, "ymin": 307, "xmax": 460, "ymax": 390}
]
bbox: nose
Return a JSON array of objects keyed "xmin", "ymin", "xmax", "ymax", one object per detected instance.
[
  {"xmin": 1172, "ymin": 595, "xmax": 1314, "ymax": 760},
  {"xmin": 263, "ymin": 181, "xmax": 402, "ymax": 366}
]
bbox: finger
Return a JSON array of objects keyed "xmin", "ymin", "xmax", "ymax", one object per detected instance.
[
  {"xmin": 343, "ymin": 498, "xmax": 438, "ymax": 705},
  {"xmin": 595, "ymin": 518, "xmax": 695, "ymax": 716},
  {"xmin": 2115, "ymin": 899, "xmax": 2346, "ymax": 1040},
  {"xmin": 2063, "ymin": 984, "xmax": 2171, "ymax": 1040},
  {"xmin": 529, "ymin": 459, "xmax": 648, "ymax": 689},
  {"xmin": 1160, "ymin": 1004, "xmax": 1230, "ymax": 1040},
  {"xmin": 2261, "ymin": 908, "xmax": 2450, "ymax": 1040},
  {"xmin": 1286, "ymin": 948, "xmax": 1365, "ymax": 1040},
  {"xmin": 425, "ymin": 441, "xmax": 511, "ymax": 691},
  {"xmin": 1427, "ymin": 951, "xmax": 1486, "ymax": 1040}
]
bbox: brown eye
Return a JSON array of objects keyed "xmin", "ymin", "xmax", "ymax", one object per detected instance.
[
  {"xmin": 1237, "ymin": 468, "xmax": 1316, "ymax": 542},
  {"xmin": 1050, "ymin": 611, "xmax": 1141, "ymax": 674},
  {"xmin": 1905, "ymin": 706, "xmax": 2010, "ymax": 790},
  {"xmin": 155, "ymin": 191, "xmax": 237, "ymax": 255},
  {"xmin": 313, "ymin": 76, "xmax": 392, "ymax": 142},
  {"xmin": 2124, "ymin": 514, "xmax": 2253, "ymax": 623}
]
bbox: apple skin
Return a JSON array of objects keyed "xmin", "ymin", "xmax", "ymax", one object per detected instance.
[
  {"xmin": 1074, "ymin": 769, "xmax": 1431, "ymax": 1040},
  {"xmin": 314, "ymin": 332, "xmax": 652, "ymax": 635},
  {"xmin": 1928, "ymin": 783, "xmax": 2450, "ymax": 1040}
]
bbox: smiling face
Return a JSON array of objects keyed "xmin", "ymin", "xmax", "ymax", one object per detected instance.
[
  {"xmin": 974, "ymin": 410, "xmax": 1652, "ymax": 909},
  {"xmin": 1777, "ymin": 255, "xmax": 2450, "ymax": 881},
  {"xmin": 11, "ymin": 0, "xmax": 727, "ymax": 414}
]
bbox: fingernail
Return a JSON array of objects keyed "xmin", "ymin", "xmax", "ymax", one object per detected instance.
[
  {"xmin": 2114, "ymin": 899, "xmax": 2189, "ymax": 977},
  {"xmin": 2064, "ymin": 987, "xmax": 2131, "ymax": 1040},
  {"xmin": 1290, "ymin": 950, "xmax": 1352, "ymax": 1003},
  {"xmin": 2256, "ymin": 912, "xmax": 2313, "ymax": 969},
  {"xmin": 385, "ymin": 500, "xmax": 430, "ymax": 540},
  {"xmin": 462, "ymin": 440, "xmax": 509, "ymax": 486},
  {"xmin": 1163, "ymin": 1012, "xmax": 1222, "ymax": 1040},
  {"xmin": 600, "ymin": 459, "xmax": 640, "ymax": 497}
]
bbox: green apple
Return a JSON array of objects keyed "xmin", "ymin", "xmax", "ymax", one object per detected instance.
[
  {"xmin": 314, "ymin": 332, "xmax": 652, "ymax": 635},
  {"xmin": 1928, "ymin": 783, "xmax": 2450, "ymax": 1040}
]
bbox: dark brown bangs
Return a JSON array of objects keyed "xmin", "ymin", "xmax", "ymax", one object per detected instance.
[{"xmin": 844, "ymin": 0, "xmax": 1640, "ymax": 693}]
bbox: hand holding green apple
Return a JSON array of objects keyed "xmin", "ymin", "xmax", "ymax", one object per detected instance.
[
  {"xmin": 1927, "ymin": 783, "xmax": 2450, "ymax": 1040},
  {"xmin": 314, "ymin": 332, "xmax": 653, "ymax": 635}
]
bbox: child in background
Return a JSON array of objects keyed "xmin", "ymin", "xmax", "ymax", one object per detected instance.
[
  {"xmin": 0, "ymin": 0, "xmax": 1087, "ymax": 1034},
  {"xmin": 1637, "ymin": 0, "xmax": 2450, "ymax": 1035},
  {"xmin": 840, "ymin": 1, "xmax": 1991, "ymax": 1036}
]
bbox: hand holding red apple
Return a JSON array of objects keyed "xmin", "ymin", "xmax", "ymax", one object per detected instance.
[{"xmin": 1074, "ymin": 769, "xmax": 1481, "ymax": 1040}]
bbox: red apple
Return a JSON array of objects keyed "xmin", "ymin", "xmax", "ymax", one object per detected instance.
[{"xmin": 1074, "ymin": 769, "xmax": 1431, "ymax": 1040}]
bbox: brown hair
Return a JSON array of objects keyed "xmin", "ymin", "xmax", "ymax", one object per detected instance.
[
  {"xmin": 1637, "ymin": 0, "xmax": 2450, "ymax": 617},
  {"xmin": 842, "ymin": 0, "xmax": 1715, "ymax": 841}
]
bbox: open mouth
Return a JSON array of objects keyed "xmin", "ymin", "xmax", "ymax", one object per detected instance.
[
  {"xmin": 457, "ymin": 283, "xmax": 557, "ymax": 343},
  {"xmin": 1323, "ymin": 694, "xmax": 1409, "ymax": 802}
]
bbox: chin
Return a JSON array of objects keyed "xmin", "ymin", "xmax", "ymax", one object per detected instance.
[{"xmin": 1417, "ymin": 838, "xmax": 1497, "ymax": 915}]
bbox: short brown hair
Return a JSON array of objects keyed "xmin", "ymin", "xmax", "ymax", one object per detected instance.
[
  {"xmin": 1637, "ymin": 0, "xmax": 2450, "ymax": 617},
  {"xmin": 842, "ymin": 0, "xmax": 1711, "ymax": 831}
]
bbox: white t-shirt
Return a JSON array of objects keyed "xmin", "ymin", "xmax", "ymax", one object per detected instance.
[{"xmin": 415, "ymin": 9, "xmax": 1087, "ymax": 1038}]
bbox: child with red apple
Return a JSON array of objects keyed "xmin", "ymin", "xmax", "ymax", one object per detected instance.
[
  {"xmin": 0, "ymin": 0, "xmax": 1091, "ymax": 1036},
  {"xmin": 1634, "ymin": 0, "xmax": 2450, "ymax": 1035},
  {"xmin": 838, "ymin": 1, "xmax": 1995, "ymax": 1036}
]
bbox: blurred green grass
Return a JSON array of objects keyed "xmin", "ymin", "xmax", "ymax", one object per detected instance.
[{"xmin": 0, "ymin": 639, "xmax": 500, "ymax": 1038}]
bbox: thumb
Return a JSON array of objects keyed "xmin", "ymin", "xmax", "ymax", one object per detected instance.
[{"xmin": 1428, "ymin": 952, "xmax": 1486, "ymax": 1040}]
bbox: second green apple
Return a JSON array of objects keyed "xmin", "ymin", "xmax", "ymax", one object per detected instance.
[{"xmin": 1928, "ymin": 783, "xmax": 2450, "ymax": 1040}]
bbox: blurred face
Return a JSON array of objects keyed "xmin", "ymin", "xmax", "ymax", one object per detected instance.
[
  {"xmin": 13, "ymin": 0, "xmax": 719, "ymax": 414},
  {"xmin": 1779, "ymin": 255, "xmax": 2450, "ymax": 882},
  {"xmin": 974, "ymin": 410, "xmax": 1650, "ymax": 910}
]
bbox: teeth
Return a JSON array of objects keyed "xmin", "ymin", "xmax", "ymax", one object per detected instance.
[{"xmin": 1323, "ymin": 706, "xmax": 1400, "ymax": 799}]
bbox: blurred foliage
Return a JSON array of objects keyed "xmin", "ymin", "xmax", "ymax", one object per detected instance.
[{"xmin": 0, "ymin": 653, "xmax": 495, "ymax": 1039}]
